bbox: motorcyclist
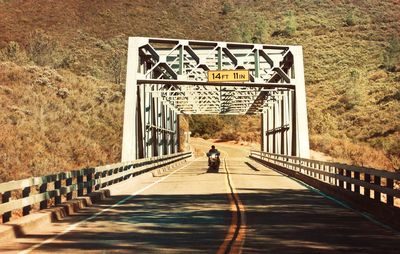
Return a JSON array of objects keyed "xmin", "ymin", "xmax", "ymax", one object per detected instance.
[{"xmin": 207, "ymin": 145, "xmax": 220, "ymax": 166}]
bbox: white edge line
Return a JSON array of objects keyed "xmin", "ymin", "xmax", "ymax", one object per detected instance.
[
  {"xmin": 262, "ymin": 164, "xmax": 400, "ymax": 236},
  {"xmin": 19, "ymin": 159, "xmax": 197, "ymax": 254}
]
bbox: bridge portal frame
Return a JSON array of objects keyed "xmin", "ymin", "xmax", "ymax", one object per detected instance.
[{"xmin": 122, "ymin": 37, "xmax": 310, "ymax": 162}]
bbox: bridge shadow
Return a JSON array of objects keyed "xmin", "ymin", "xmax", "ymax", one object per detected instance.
[
  {"xmin": 244, "ymin": 162, "xmax": 260, "ymax": 171},
  {"xmin": 5, "ymin": 189, "xmax": 400, "ymax": 253}
]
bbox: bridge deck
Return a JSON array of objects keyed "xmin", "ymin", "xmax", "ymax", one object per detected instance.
[{"xmin": 1, "ymin": 142, "xmax": 399, "ymax": 253}]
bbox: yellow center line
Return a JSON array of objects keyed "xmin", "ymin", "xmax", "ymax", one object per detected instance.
[{"xmin": 217, "ymin": 150, "xmax": 246, "ymax": 254}]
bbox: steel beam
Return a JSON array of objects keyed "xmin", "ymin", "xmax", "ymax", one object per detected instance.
[
  {"xmin": 290, "ymin": 46, "xmax": 310, "ymax": 158},
  {"xmin": 122, "ymin": 37, "xmax": 310, "ymax": 161},
  {"xmin": 122, "ymin": 38, "xmax": 140, "ymax": 162}
]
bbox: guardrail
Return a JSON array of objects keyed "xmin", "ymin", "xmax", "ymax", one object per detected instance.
[
  {"xmin": 250, "ymin": 150, "xmax": 400, "ymax": 208},
  {"xmin": 0, "ymin": 152, "xmax": 192, "ymax": 223}
]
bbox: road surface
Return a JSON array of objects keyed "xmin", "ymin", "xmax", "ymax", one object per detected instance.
[{"xmin": 1, "ymin": 139, "xmax": 399, "ymax": 253}]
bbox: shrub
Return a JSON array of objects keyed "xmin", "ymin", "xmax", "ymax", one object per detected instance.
[
  {"xmin": 308, "ymin": 108, "xmax": 337, "ymax": 135},
  {"xmin": 344, "ymin": 11, "xmax": 356, "ymax": 26},
  {"xmin": 368, "ymin": 70, "xmax": 388, "ymax": 81},
  {"xmin": 218, "ymin": 132, "xmax": 238, "ymax": 141},
  {"xmin": 107, "ymin": 50, "xmax": 125, "ymax": 84},
  {"xmin": 383, "ymin": 35, "xmax": 400, "ymax": 72},
  {"xmin": 284, "ymin": 11, "xmax": 297, "ymax": 37},
  {"xmin": 27, "ymin": 29, "xmax": 58, "ymax": 66},
  {"xmin": 221, "ymin": 2, "xmax": 232, "ymax": 15},
  {"xmin": 310, "ymin": 134, "xmax": 395, "ymax": 170},
  {"xmin": 0, "ymin": 41, "xmax": 28, "ymax": 63}
]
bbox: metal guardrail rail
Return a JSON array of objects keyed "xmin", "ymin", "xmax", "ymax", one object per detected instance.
[
  {"xmin": 250, "ymin": 150, "xmax": 400, "ymax": 208},
  {"xmin": 0, "ymin": 152, "xmax": 192, "ymax": 223}
]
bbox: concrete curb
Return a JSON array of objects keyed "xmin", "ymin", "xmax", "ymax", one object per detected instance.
[
  {"xmin": 0, "ymin": 189, "xmax": 111, "ymax": 242},
  {"xmin": 0, "ymin": 158, "xmax": 192, "ymax": 242}
]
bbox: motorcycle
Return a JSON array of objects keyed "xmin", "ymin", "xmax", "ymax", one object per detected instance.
[{"xmin": 207, "ymin": 152, "xmax": 220, "ymax": 170}]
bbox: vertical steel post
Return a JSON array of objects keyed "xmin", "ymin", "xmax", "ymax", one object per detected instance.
[
  {"xmin": 167, "ymin": 107, "xmax": 172, "ymax": 154},
  {"xmin": 145, "ymin": 85, "xmax": 152, "ymax": 157},
  {"xmin": 254, "ymin": 49, "xmax": 260, "ymax": 78},
  {"xmin": 218, "ymin": 47, "xmax": 222, "ymax": 70},
  {"xmin": 157, "ymin": 97, "xmax": 163, "ymax": 155},
  {"xmin": 171, "ymin": 111, "xmax": 175, "ymax": 153},
  {"xmin": 137, "ymin": 86, "xmax": 145, "ymax": 158},
  {"xmin": 162, "ymin": 105, "xmax": 167, "ymax": 155},
  {"xmin": 179, "ymin": 45, "xmax": 184, "ymax": 75},
  {"xmin": 290, "ymin": 46, "xmax": 310, "ymax": 158},
  {"xmin": 286, "ymin": 91, "xmax": 292, "ymax": 155},
  {"xmin": 272, "ymin": 103, "xmax": 276, "ymax": 153},
  {"xmin": 175, "ymin": 113, "xmax": 180, "ymax": 152},
  {"xmin": 280, "ymin": 95, "xmax": 286, "ymax": 155},
  {"xmin": 291, "ymin": 91, "xmax": 297, "ymax": 156},
  {"xmin": 261, "ymin": 111, "xmax": 267, "ymax": 152},
  {"xmin": 267, "ymin": 109, "xmax": 273, "ymax": 153},
  {"xmin": 151, "ymin": 97, "xmax": 157, "ymax": 156},
  {"xmin": 122, "ymin": 37, "xmax": 143, "ymax": 162}
]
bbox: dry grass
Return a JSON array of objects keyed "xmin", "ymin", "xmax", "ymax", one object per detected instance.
[
  {"xmin": 310, "ymin": 134, "xmax": 395, "ymax": 171},
  {"xmin": 0, "ymin": 62, "xmax": 123, "ymax": 182},
  {"xmin": 0, "ymin": 0, "xmax": 399, "ymax": 181}
]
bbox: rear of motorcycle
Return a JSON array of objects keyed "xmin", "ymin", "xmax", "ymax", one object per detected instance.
[{"xmin": 208, "ymin": 153, "xmax": 220, "ymax": 169}]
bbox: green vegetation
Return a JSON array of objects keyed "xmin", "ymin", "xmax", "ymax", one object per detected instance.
[
  {"xmin": 0, "ymin": 0, "xmax": 399, "ymax": 182},
  {"xmin": 189, "ymin": 115, "xmax": 260, "ymax": 143},
  {"xmin": 221, "ymin": 2, "xmax": 232, "ymax": 15},
  {"xmin": 383, "ymin": 35, "xmax": 400, "ymax": 72},
  {"xmin": 285, "ymin": 11, "xmax": 297, "ymax": 37},
  {"xmin": 344, "ymin": 10, "xmax": 356, "ymax": 26}
]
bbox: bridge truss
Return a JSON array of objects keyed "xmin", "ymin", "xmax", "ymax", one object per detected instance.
[{"xmin": 122, "ymin": 37, "xmax": 310, "ymax": 161}]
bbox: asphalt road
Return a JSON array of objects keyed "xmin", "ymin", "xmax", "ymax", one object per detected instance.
[{"xmin": 1, "ymin": 141, "xmax": 399, "ymax": 253}]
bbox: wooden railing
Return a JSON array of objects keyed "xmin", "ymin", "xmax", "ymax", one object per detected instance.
[
  {"xmin": 250, "ymin": 150, "xmax": 400, "ymax": 208},
  {"xmin": 0, "ymin": 152, "xmax": 192, "ymax": 223}
]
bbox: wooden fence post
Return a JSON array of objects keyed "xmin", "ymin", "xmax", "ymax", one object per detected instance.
[
  {"xmin": 77, "ymin": 173, "xmax": 84, "ymax": 196},
  {"xmin": 364, "ymin": 173, "xmax": 371, "ymax": 199},
  {"xmin": 66, "ymin": 177, "xmax": 73, "ymax": 200},
  {"xmin": 354, "ymin": 171, "xmax": 360, "ymax": 194},
  {"xmin": 338, "ymin": 168, "xmax": 344, "ymax": 188},
  {"xmin": 86, "ymin": 171, "xmax": 93, "ymax": 194},
  {"xmin": 2, "ymin": 191, "xmax": 11, "ymax": 222},
  {"xmin": 386, "ymin": 178, "xmax": 394, "ymax": 206},
  {"xmin": 55, "ymin": 179, "xmax": 62, "ymax": 205},
  {"xmin": 374, "ymin": 175, "xmax": 381, "ymax": 202},
  {"xmin": 22, "ymin": 187, "xmax": 31, "ymax": 216},
  {"xmin": 39, "ymin": 183, "xmax": 48, "ymax": 210}
]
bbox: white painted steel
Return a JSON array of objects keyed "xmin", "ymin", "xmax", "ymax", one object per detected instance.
[{"xmin": 121, "ymin": 37, "xmax": 310, "ymax": 161}]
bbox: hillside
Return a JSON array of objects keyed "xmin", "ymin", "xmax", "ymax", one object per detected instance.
[{"xmin": 0, "ymin": 0, "xmax": 399, "ymax": 181}]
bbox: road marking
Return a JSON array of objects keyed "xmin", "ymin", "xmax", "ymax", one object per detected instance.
[
  {"xmin": 285, "ymin": 173, "xmax": 400, "ymax": 236},
  {"xmin": 217, "ymin": 153, "xmax": 246, "ymax": 254},
  {"xmin": 18, "ymin": 159, "xmax": 197, "ymax": 254}
]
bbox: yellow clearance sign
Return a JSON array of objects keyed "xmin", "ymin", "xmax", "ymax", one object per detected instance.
[{"xmin": 208, "ymin": 69, "xmax": 250, "ymax": 82}]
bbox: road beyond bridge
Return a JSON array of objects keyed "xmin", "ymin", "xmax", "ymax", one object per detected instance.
[{"xmin": 1, "ymin": 140, "xmax": 399, "ymax": 254}]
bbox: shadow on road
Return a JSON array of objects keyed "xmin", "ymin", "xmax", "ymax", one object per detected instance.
[
  {"xmin": 207, "ymin": 165, "xmax": 220, "ymax": 173},
  {"xmin": 6, "ymin": 188, "xmax": 399, "ymax": 253}
]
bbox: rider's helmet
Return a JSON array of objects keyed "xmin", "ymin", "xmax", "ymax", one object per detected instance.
[{"xmin": 211, "ymin": 145, "xmax": 215, "ymax": 149}]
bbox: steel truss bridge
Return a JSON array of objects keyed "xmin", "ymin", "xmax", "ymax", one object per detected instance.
[
  {"xmin": 122, "ymin": 37, "xmax": 309, "ymax": 161},
  {"xmin": 1, "ymin": 37, "xmax": 399, "ymax": 253}
]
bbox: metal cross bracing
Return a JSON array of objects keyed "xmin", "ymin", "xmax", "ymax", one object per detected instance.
[{"xmin": 122, "ymin": 37, "xmax": 310, "ymax": 162}]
